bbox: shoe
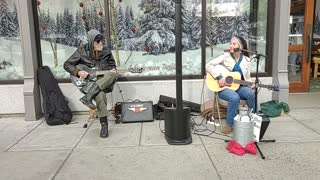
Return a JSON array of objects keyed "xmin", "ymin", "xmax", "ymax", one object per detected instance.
[
  {"xmin": 99, "ymin": 117, "xmax": 108, "ymax": 138},
  {"xmin": 223, "ymin": 124, "xmax": 232, "ymax": 134},
  {"xmin": 80, "ymin": 83, "xmax": 100, "ymax": 109}
]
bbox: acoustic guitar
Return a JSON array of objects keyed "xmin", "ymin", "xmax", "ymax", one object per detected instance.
[{"xmin": 205, "ymin": 66, "xmax": 279, "ymax": 92}]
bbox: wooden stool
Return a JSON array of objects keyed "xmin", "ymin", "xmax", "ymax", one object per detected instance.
[
  {"xmin": 212, "ymin": 92, "xmax": 247, "ymax": 132},
  {"xmin": 83, "ymin": 108, "xmax": 96, "ymax": 128},
  {"xmin": 313, "ymin": 57, "xmax": 320, "ymax": 78}
]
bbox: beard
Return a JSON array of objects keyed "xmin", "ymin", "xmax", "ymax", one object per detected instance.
[{"xmin": 92, "ymin": 44, "xmax": 103, "ymax": 59}]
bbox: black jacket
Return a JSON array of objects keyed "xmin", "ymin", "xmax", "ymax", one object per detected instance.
[{"xmin": 63, "ymin": 29, "xmax": 116, "ymax": 77}]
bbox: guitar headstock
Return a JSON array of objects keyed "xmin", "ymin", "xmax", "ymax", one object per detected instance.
[
  {"xmin": 266, "ymin": 84, "xmax": 279, "ymax": 91},
  {"xmin": 257, "ymin": 83, "xmax": 279, "ymax": 91}
]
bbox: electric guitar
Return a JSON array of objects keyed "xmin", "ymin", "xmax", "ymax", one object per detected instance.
[
  {"xmin": 205, "ymin": 66, "xmax": 279, "ymax": 92},
  {"xmin": 70, "ymin": 64, "xmax": 115, "ymax": 87}
]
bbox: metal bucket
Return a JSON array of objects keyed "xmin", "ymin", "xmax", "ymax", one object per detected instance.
[{"xmin": 233, "ymin": 107, "xmax": 254, "ymax": 146}]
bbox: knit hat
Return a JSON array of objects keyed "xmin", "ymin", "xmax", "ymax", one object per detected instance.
[{"xmin": 232, "ymin": 36, "xmax": 248, "ymax": 51}]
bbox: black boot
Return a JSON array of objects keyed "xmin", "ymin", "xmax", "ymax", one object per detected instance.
[
  {"xmin": 100, "ymin": 116, "xmax": 108, "ymax": 138},
  {"xmin": 80, "ymin": 83, "xmax": 100, "ymax": 109}
]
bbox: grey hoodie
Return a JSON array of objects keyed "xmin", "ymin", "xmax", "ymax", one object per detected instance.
[{"xmin": 64, "ymin": 29, "xmax": 116, "ymax": 77}]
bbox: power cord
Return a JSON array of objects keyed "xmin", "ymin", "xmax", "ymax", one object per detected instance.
[{"xmin": 115, "ymin": 82, "xmax": 125, "ymax": 102}]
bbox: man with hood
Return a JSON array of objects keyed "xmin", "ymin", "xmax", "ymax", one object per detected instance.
[{"xmin": 64, "ymin": 29, "xmax": 118, "ymax": 138}]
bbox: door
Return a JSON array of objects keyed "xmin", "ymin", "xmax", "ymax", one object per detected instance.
[{"xmin": 288, "ymin": 0, "xmax": 315, "ymax": 92}]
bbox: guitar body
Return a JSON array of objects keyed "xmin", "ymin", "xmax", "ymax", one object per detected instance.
[
  {"xmin": 70, "ymin": 64, "xmax": 103, "ymax": 87},
  {"xmin": 206, "ymin": 71, "xmax": 241, "ymax": 92},
  {"xmin": 205, "ymin": 65, "xmax": 280, "ymax": 92}
]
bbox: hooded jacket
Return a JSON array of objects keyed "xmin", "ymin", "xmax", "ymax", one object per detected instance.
[{"xmin": 64, "ymin": 29, "xmax": 116, "ymax": 77}]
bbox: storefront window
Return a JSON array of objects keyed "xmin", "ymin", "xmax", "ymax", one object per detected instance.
[
  {"xmin": 206, "ymin": 0, "xmax": 268, "ymax": 73},
  {"xmin": 36, "ymin": 0, "xmax": 106, "ymax": 79},
  {"xmin": 35, "ymin": 0, "xmax": 268, "ymax": 79},
  {"xmin": 0, "ymin": 0, "xmax": 23, "ymax": 80},
  {"xmin": 113, "ymin": 0, "xmax": 202, "ymax": 77}
]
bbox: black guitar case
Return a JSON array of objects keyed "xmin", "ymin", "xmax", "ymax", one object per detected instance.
[{"xmin": 38, "ymin": 66, "xmax": 73, "ymax": 125}]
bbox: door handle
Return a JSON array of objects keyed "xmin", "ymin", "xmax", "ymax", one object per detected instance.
[{"xmin": 306, "ymin": 24, "xmax": 312, "ymax": 63}]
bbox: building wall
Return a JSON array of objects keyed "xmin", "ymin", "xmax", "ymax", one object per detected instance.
[
  {"xmin": 0, "ymin": 85, "xmax": 24, "ymax": 114},
  {"xmin": 0, "ymin": 77, "xmax": 273, "ymax": 115}
]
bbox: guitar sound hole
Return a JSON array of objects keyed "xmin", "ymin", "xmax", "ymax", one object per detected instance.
[{"xmin": 225, "ymin": 76, "xmax": 233, "ymax": 85}]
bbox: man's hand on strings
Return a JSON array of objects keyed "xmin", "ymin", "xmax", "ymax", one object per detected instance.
[
  {"xmin": 110, "ymin": 68, "xmax": 117, "ymax": 73},
  {"xmin": 251, "ymin": 83, "xmax": 256, "ymax": 89}
]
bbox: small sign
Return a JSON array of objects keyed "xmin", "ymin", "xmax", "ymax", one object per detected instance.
[{"xmin": 252, "ymin": 113, "xmax": 262, "ymax": 142}]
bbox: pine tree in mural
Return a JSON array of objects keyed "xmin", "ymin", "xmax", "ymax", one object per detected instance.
[
  {"xmin": 109, "ymin": 0, "xmax": 121, "ymax": 65},
  {"xmin": 116, "ymin": 5, "xmax": 128, "ymax": 47},
  {"xmin": 62, "ymin": 8, "xmax": 74, "ymax": 46},
  {"xmin": 232, "ymin": 7, "xmax": 249, "ymax": 40},
  {"xmin": 72, "ymin": 10, "xmax": 86, "ymax": 46},
  {"xmin": 56, "ymin": 13, "xmax": 63, "ymax": 40},
  {"xmin": 125, "ymin": 6, "xmax": 135, "ymax": 38},
  {"xmin": 206, "ymin": 0, "xmax": 219, "ymax": 57},
  {"xmin": 77, "ymin": 0, "xmax": 106, "ymax": 37},
  {"xmin": 11, "ymin": 4, "xmax": 19, "ymax": 37},
  {"xmin": 181, "ymin": 1, "xmax": 192, "ymax": 49},
  {"xmin": 138, "ymin": 0, "xmax": 176, "ymax": 54},
  {"xmin": 37, "ymin": 2, "xmax": 60, "ymax": 67},
  {"xmin": 0, "ymin": 0, "xmax": 16, "ymax": 38},
  {"xmin": 182, "ymin": 0, "xmax": 202, "ymax": 50},
  {"xmin": 189, "ymin": 6, "xmax": 201, "ymax": 48}
]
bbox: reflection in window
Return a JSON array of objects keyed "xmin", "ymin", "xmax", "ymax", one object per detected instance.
[
  {"xmin": 289, "ymin": 16, "xmax": 304, "ymax": 45},
  {"xmin": 288, "ymin": 51, "xmax": 302, "ymax": 82},
  {"xmin": 37, "ymin": 0, "xmax": 105, "ymax": 79},
  {"xmin": 112, "ymin": 0, "xmax": 202, "ymax": 76},
  {"xmin": 0, "ymin": 0, "xmax": 23, "ymax": 80},
  {"xmin": 206, "ymin": 0, "xmax": 268, "ymax": 73}
]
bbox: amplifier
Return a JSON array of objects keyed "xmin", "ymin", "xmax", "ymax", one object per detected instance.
[{"xmin": 121, "ymin": 101, "xmax": 154, "ymax": 123}]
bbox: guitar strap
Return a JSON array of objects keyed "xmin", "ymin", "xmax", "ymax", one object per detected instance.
[{"xmin": 232, "ymin": 53, "xmax": 244, "ymax": 80}]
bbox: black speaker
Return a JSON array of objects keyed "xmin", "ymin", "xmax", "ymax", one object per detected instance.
[
  {"xmin": 164, "ymin": 107, "xmax": 192, "ymax": 145},
  {"xmin": 259, "ymin": 113, "xmax": 270, "ymax": 140}
]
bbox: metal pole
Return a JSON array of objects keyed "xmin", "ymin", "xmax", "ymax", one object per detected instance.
[
  {"xmin": 201, "ymin": 0, "xmax": 206, "ymax": 77},
  {"xmin": 175, "ymin": 0, "xmax": 182, "ymax": 121},
  {"xmin": 104, "ymin": 0, "xmax": 111, "ymax": 47}
]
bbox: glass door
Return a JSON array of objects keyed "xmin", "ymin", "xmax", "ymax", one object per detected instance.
[{"xmin": 288, "ymin": 0, "xmax": 315, "ymax": 92}]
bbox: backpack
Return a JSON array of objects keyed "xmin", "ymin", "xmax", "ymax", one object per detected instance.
[
  {"xmin": 38, "ymin": 66, "xmax": 73, "ymax": 125},
  {"xmin": 260, "ymin": 100, "xmax": 290, "ymax": 117},
  {"xmin": 153, "ymin": 100, "xmax": 173, "ymax": 120}
]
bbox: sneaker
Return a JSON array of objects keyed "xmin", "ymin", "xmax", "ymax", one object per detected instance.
[{"xmin": 223, "ymin": 124, "xmax": 232, "ymax": 134}]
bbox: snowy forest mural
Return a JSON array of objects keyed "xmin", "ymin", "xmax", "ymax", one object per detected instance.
[
  {"xmin": 0, "ymin": 0, "xmax": 22, "ymax": 80},
  {"xmin": 0, "ymin": 0, "xmax": 268, "ymax": 80}
]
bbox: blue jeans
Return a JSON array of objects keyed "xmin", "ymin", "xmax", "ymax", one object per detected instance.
[{"xmin": 218, "ymin": 86, "xmax": 255, "ymax": 127}]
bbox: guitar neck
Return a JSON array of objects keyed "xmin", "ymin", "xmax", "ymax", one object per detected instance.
[
  {"xmin": 233, "ymin": 79, "xmax": 278, "ymax": 90},
  {"xmin": 96, "ymin": 70, "xmax": 110, "ymax": 76},
  {"xmin": 233, "ymin": 79, "xmax": 253, "ymax": 86}
]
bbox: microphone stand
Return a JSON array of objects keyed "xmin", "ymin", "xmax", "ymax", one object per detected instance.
[{"xmin": 242, "ymin": 49, "xmax": 276, "ymax": 159}]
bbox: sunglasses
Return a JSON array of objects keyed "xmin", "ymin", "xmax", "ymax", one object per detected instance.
[{"xmin": 95, "ymin": 39, "xmax": 102, "ymax": 43}]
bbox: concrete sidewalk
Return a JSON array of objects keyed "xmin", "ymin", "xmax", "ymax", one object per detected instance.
[{"xmin": 0, "ymin": 93, "xmax": 320, "ymax": 180}]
